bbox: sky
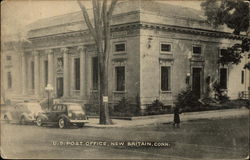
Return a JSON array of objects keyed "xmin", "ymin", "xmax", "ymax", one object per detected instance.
[{"xmin": 1, "ymin": 0, "xmax": 202, "ymax": 37}]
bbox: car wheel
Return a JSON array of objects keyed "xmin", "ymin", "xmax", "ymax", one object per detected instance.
[
  {"xmin": 77, "ymin": 123, "xmax": 84, "ymax": 128},
  {"xmin": 58, "ymin": 118, "xmax": 67, "ymax": 129},
  {"xmin": 20, "ymin": 116, "xmax": 26, "ymax": 125},
  {"xmin": 4, "ymin": 115, "xmax": 10, "ymax": 123},
  {"xmin": 36, "ymin": 117, "xmax": 43, "ymax": 127}
]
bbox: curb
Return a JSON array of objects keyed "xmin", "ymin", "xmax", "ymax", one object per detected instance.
[{"xmin": 85, "ymin": 109, "xmax": 249, "ymax": 128}]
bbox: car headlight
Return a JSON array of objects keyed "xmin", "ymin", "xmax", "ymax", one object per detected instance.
[{"xmin": 68, "ymin": 113, "xmax": 72, "ymax": 117}]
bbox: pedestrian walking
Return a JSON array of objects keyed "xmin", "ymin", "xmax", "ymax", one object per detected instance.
[{"xmin": 173, "ymin": 106, "xmax": 182, "ymax": 128}]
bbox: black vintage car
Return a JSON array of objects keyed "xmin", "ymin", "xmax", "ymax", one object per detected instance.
[{"xmin": 36, "ymin": 103, "xmax": 88, "ymax": 128}]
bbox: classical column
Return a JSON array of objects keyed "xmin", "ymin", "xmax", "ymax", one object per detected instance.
[
  {"xmin": 34, "ymin": 51, "xmax": 40, "ymax": 96},
  {"xmin": 21, "ymin": 53, "xmax": 27, "ymax": 95},
  {"xmin": 79, "ymin": 46, "xmax": 87, "ymax": 98},
  {"xmin": 63, "ymin": 48, "xmax": 70, "ymax": 98},
  {"xmin": 47, "ymin": 49, "xmax": 54, "ymax": 87}
]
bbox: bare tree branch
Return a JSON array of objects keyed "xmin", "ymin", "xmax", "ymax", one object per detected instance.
[
  {"xmin": 77, "ymin": 0, "xmax": 97, "ymax": 41},
  {"xmin": 77, "ymin": 0, "xmax": 118, "ymax": 125},
  {"xmin": 101, "ymin": 0, "xmax": 107, "ymax": 23},
  {"xmin": 107, "ymin": 0, "xmax": 118, "ymax": 19},
  {"xmin": 92, "ymin": 0, "xmax": 99, "ymax": 33}
]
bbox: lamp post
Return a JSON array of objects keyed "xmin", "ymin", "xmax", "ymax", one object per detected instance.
[{"xmin": 45, "ymin": 84, "xmax": 54, "ymax": 109}]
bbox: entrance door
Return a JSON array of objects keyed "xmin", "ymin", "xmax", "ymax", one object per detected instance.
[
  {"xmin": 56, "ymin": 77, "xmax": 63, "ymax": 98},
  {"xmin": 192, "ymin": 68, "xmax": 202, "ymax": 98}
]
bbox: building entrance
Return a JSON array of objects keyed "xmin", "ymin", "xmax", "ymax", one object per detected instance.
[
  {"xmin": 56, "ymin": 77, "xmax": 63, "ymax": 98},
  {"xmin": 192, "ymin": 68, "xmax": 202, "ymax": 98}
]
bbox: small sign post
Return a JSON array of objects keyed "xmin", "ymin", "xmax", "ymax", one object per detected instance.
[{"xmin": 103, "ymin": 96, "xmax": 108, "ymax": 103}]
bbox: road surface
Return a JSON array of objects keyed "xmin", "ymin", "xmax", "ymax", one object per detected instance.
[{"xmin": 1, "ymin": 116, "xmax": 249, "ymax": 159}]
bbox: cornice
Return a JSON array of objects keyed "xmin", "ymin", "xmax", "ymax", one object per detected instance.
[
  {"xmin": 28, "ymin": 21, "xmax": 248, "ymax": 43},
  {"xmin": 138, "ymin": 22, "xmax": 248, "ymax": 40}
]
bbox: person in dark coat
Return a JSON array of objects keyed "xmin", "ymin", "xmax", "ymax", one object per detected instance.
[{"xmin": 173, "ymin": 107, "xmax": 182, "ymax": 128}]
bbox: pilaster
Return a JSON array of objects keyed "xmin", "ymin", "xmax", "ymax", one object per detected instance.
[
  {"xmin": 33, "ymin": 50, "xmax": 40, "ymax": 96},
  {"xmin": 47, "ymin": 49, "xmax": 54, "ymax": 92},
  {"xmin": 62, "ymin": 47, "xmax": 70, "ymax": 98},
  {"xmin": 79, "ymin": 46, "xmax": 87, "ymax": 98},
  {"xmin": 21, "ymin": 52, "xmax": 27, "ymax": 95}
]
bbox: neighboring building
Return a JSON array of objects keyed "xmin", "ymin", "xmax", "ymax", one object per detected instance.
[
  {"xmin": 1, "ymin": 35, "xmax": 24, "ymax": 103},
  {"xmin": 228, "ymin": 52, "xmax": 250, "ymax": 99},
  {"xmin": 1, "ymin": 1, "xmax": 249, "ymax": 109}
]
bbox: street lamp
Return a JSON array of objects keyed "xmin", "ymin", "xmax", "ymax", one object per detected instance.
[{"xmin": 45, "ymin": 84, "xmax": 54, "ymax": 109}]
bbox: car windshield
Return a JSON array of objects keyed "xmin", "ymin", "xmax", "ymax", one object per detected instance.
[
  {"xmin": 67, "ymin": 105, "xmax": 83, "ymax": 112},
  {"xmin": 25, "ymin": 103, "xmax": 43, "ymax": 113}
]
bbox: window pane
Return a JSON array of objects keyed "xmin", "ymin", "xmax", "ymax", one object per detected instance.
[
  {"xmin": 220, "ymin": 68, "xmax": 227, "ymax": 89},
  {"xmin": 92, "ymin": 57, "xmax": 98, "ymax": 90},
  {"xmin": 115, "ymin": 43, "xmax": 125, "ymax": 52},
  {"xmin": 74, "ymin": 58, "xmax": 80, "ymax": 90},
  {"xmin": 161, "ymin": 66, "xmax": 170, "ymax": 91},
  {"xmin": 193, "ymin": 46, "xmax": 201, "ymax": 54},
  {"xmin": 116, "ymin": 66, "xmax": 125, "ymax": 91},
  {"xmin": 161, "ymin": 44, "xmax": 171, "ymax": 52}
]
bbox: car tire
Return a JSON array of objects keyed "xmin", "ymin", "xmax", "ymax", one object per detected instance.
[
  {"xmin": 4, "ymin": 115, "xmax": 10, "ymax": 124},
  {"xmin": 36, "ymin": 117, "xmax": 43, "ymax": 127},
  {"xmin": 20, "ymin": 116, "xmax": 26, "ymax": 125},
  {"xmin": 77, "ymin": 123, "xmax": 84, "ymax": 128},
  {"xmin": 58, "ymin": 118, "xmax": 68, "ymax": 129}
]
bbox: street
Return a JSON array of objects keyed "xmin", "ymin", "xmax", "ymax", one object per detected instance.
[{"xmin": 1, "ymin": 116, "xmax": 249, "ymax": 159}]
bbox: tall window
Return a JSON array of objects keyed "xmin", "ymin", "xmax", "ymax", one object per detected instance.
[
  {"xmin": 220, "ymin": 68, "xmax": 227, "ymax": 89},
  {"xmin": 92, "ymin": 57, "xmax": 98, "ymax": 90},
  {"xmin": 44, "ymin": 60, "xmax": 48, "ymax": 86},
  {"xmin": 161, "ymin": 66, "xmax": 171, "ymax": 91},
  {"xmin": 115, "ymin": 66, "xmax": 125, "ymax": 91},
  {"xmin": 193, "ymin": 46, "xmax": 201, "ymax": 54},
  {"xmin": 74, "ymin": 58, "xmax": 80, "ymax": 90},
  {"xmin": 7, "ymin": 72, "xmax": 12, "ymax": 89},
  {"xmin": 31, "ymin": 61, "xmax": 35, "ymax": 89},
  {"xmin": 241, "ymin": 70, "xmax": 244, "ymax": 84}
]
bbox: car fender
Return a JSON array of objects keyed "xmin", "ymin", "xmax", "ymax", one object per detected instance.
[
  {"xmin": 58, "ymin": 114, "xmax": 70, "ymax": 122},
  {"xmin": 21, "ymin": 113, "xmax": 33, "ymax": 121},
  {"xmin": 3, "ymin": 112, "xmax": 13, "ymax": 120},
  {"xmin": 37, "ymin": 113, "xmax": 49, "ymax": 121}
]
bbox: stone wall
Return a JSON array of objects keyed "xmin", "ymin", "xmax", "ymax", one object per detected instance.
[{"xmin": 139, "ymin": 28, "xmax": 242, "ymax": 108}]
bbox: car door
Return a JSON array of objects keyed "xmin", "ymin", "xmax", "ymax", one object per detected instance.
[
  {"xmin": 10, "ymin": 104, "xmax": 20, "ymax": 121},
  {"xmin": 16, "ymin": 105, "xmax": 23, "ymax": 121},
  {"xmin": 49, "ymin": 105, "xmax": 60, "ymax": 122},
  {"xmin": 53, "ymin": 104, "xmax": 64, "ymax": 120}
]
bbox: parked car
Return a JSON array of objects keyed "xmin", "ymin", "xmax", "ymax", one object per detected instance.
[
  {"xmin": 36, "ymin": 103, "xmax": 88, "ymax": 129},
  {"xmin": 3, "ymin": 102, "xmax": 43, "ymax": 124}
]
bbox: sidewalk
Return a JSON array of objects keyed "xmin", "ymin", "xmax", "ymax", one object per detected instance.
[{"xmin": 85, "ymin": 108, "xmax": 249, "ymax": 128}]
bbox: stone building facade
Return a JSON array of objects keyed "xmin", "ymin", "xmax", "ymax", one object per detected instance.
[{"xmin": 1, "ymin": 1, "xmax": 249, "ymax": 108}]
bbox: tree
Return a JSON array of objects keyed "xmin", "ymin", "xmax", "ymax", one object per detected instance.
[
  {"xmin": 201, "ymin": 0, "xmax": 250, "ymax": 69},
  {"xmin": 77, "ymin": 0, "xmax": 118, "ymax": 124}
]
